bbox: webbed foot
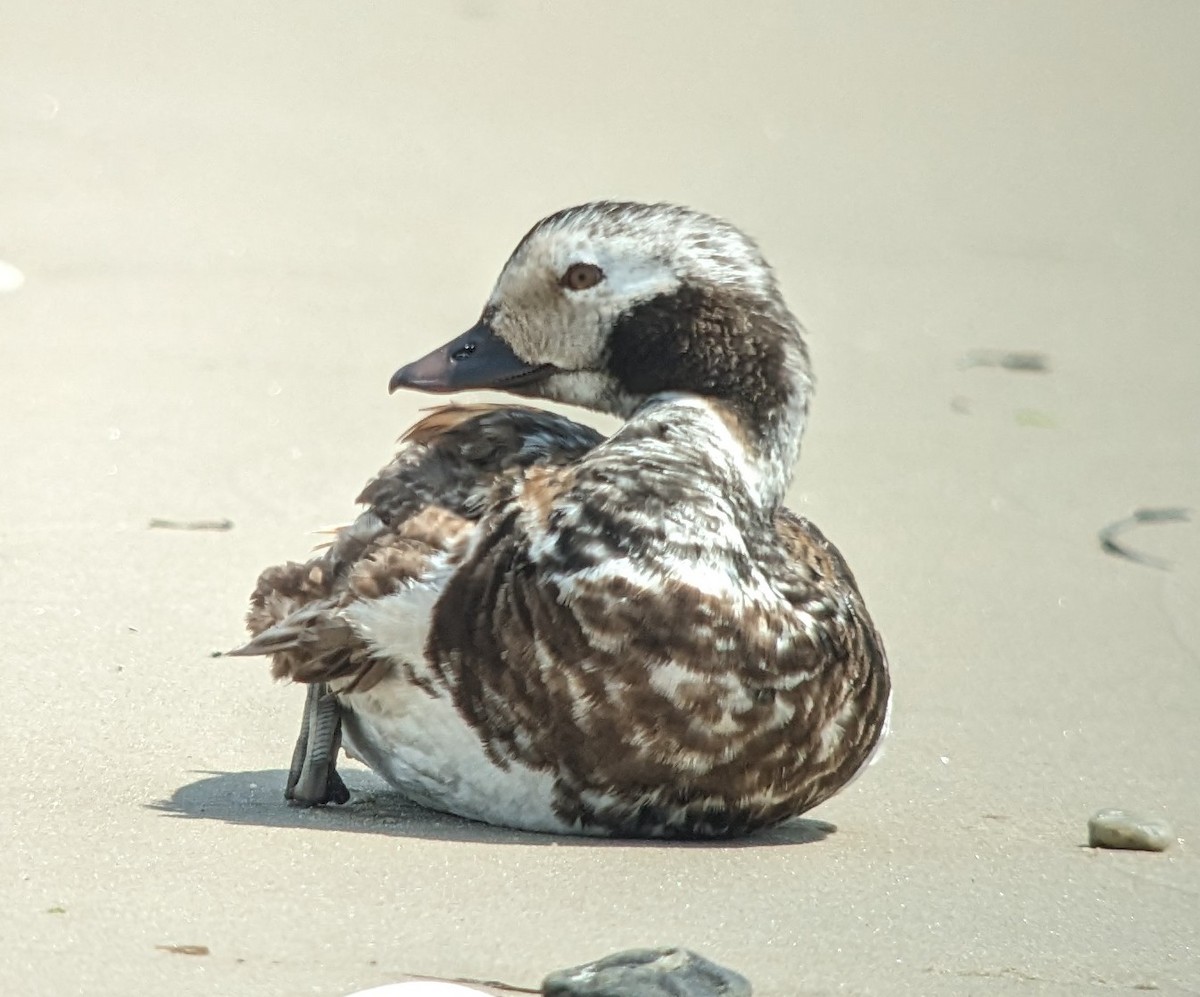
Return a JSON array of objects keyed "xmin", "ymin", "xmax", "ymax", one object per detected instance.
[{"xmin": 285, "ymin": 683, "xmax": 350, "ymax": 806}]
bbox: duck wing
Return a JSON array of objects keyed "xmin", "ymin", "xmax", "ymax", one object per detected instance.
[
  {"xmin": 400, "ymin": 464, "xmax": 891, "ymax": 836},
  {"xmin": 228, "ymin": 403, "xmax": 603, "ymax": 692},
  {"xmin": 358, "ymin": 402, "xmax": 606, "ymax": 526}
]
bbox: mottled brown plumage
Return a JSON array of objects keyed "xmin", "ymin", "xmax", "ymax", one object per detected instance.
[
  {"xmin": 232, "ymin": 201, "xmax": 891, "ymax": 837},
  {"xmin": 235, "ymin": 405, "xmax": 601, "ymax": 693}
]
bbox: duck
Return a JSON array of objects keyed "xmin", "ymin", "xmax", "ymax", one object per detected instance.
[{"xmin": 229, "ymin": 201, "xmax": 891, "ymax": 839}]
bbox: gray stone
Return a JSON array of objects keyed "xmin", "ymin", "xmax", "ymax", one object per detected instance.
[
  {"xmin": 1088, "ymin": 809, "xmax": 1174, "ymax": 852},
  {"xmin": 542, "ymin": 947, "xmax": 751, "ymax": 997}
]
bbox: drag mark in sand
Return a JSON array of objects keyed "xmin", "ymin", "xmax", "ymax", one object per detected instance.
[
  {"xmin": 960, "ymin": 349, "xmax": 1050, "ymax": 372},
  {"xmin": 1098, "ymin": 507, "xmax": 1192, "ymax": 570},
  {"xmin": 148, "ymin": 517, "xmax": 235, "ymax": 531}
]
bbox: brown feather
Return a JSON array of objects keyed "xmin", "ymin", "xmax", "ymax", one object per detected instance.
[
  {"xmin": 399, "ymin": 403, "xmax": 540, "ymax": 446},
  {"xmin": 234, "ymin": 405, "xmax": 604, "ymax": 692}
]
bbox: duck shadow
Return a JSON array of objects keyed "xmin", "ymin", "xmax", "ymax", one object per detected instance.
[{"xmin": 152, "ymin": 767, "xmax": 836, "ymax": 848}]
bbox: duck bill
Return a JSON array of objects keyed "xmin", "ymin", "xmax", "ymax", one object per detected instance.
[{"xmin": 388, "ymin": 321, "xmax": 555, "ymax": 395}]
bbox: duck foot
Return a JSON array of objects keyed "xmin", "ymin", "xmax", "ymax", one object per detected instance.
[{"xmin": 285, "ymin": 683, "xmax": 350, "ymax": 807}]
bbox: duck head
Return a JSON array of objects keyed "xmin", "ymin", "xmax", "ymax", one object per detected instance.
[{"xmin": 390, "ymin": 202, "xmax": 814, "ymax": 505}]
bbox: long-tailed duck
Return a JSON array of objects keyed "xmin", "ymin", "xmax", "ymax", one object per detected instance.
[{"xmin": 230, "ymin": 201, "xmax": 891, "ymax": 838}]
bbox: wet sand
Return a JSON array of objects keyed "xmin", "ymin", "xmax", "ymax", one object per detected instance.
[{"xmin": 2, "ymin": 3, "xmax": 1198, "ymax": 994}]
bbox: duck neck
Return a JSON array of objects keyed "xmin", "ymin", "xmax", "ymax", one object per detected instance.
[
  {"xmin": 607, "ymin": 285, "xmax": 813, "ymax": 512},
  {"xmin": 636, "ymin": 384, "xmax": 808, "ymax": 515},
  {"xmin": 736, "ymin": 379, "xmax": 811, "ymax": 512}
]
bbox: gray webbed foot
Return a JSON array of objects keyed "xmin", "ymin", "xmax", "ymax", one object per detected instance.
[{"xmin": 285, "ymin": 683, "xmax": 350, "ymax": 807}]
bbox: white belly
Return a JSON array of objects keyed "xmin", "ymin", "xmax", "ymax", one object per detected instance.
[{"xmin": 337, "ymin": 674, "xmax": 583, "ymax": 835}]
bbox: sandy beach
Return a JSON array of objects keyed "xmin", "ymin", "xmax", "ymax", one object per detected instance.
[{"xmin": 2, "ymin": 3, "xmax": 1198, "ymax": 994}]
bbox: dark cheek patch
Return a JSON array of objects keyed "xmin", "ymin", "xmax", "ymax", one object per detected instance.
[
  {"xmin": 606, "ymin": 288, "xmax": 703, "ymax": 394},
  {"xmin": 606, "ymin": 286, "xmax": 790, "ymax": 430}
]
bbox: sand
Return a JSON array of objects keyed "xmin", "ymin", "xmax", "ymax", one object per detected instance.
[{"xmin": 2, "ymin": 3, "xmax": 1198, "ymax": 995}]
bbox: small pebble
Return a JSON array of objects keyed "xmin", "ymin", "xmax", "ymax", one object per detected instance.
[
  {"xmin": 543, "ymin": 947, "xmax": 751, "ymax": 997},
  {"xmin": 1088, "ymin": 809, "xmax": 1174, "ymax": 852}
]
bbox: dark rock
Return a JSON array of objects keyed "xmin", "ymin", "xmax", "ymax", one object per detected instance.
[{"xmin": 542, "ymin": 947, "xmax": 751, "ymax": 997}]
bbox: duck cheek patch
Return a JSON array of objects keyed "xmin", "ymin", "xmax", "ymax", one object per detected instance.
[
  {"xmin": 606, "ymin": 286, "xmax": 788, "ymax": 431},
  {"xmin": 606, "ymin": 287, "xmax": 710, "ymax": 395}
]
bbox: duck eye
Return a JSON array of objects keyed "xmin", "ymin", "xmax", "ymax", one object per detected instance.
[{"xmin": 560, "ymin": 262, "xmax": 604, "ymax": 292}]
